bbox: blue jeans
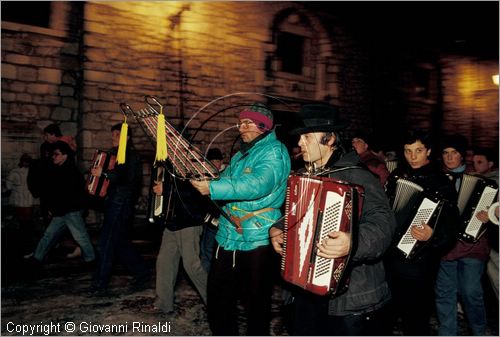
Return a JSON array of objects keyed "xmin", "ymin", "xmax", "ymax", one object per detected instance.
[
  {"xmin": 34, "ymin": 210, "xmax": 95, "ymax": 262},
  {"xmin": 200, "ymin": 224, "xmax": 217, "ymax": 273},
  {"xmin": 435, "ymin": 258, "xmax": 487, "ymax": 336},
  {"xmin": 93, "ymin": 194, "xmax": 149, "ymax": 289}
]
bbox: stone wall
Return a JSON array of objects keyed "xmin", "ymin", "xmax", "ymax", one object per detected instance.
[
  {"xmin": 441, "ymin": 56, "xmax": 499, "ymax": 149},
  {"xmin": 2, "ymin": 2, "xmax": 82, "ymax": 174}
]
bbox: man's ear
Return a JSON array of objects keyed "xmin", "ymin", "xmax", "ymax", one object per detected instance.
[
  {"xmin": 327, "ymin": 134, "xmax": 336, "ymax": 147},
  {"xmin": 319, "ymin": 132, "xmax": 335, "ymax": 146}
]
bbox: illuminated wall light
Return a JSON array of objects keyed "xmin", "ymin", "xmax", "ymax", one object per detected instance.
[{"xmin": 493, "ymin": 74, "xmax": 499, "ymax": 86}]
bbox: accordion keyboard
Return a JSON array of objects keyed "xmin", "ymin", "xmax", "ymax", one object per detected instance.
[{"xmin": 312, "ymin": 191, "xmax": 344, "ymax": 286}]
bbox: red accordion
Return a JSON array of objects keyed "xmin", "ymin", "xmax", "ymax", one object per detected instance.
[
  {"xmin": 281, "ymin": 175, "xmax": 364, "ymax": 296},
  {"xmin": 86, "ymin": 150, "xmax": 116, "ymax": 198}
]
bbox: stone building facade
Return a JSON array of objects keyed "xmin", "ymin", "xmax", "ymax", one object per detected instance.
[{"xmin": 2, "ymin": 2, "xmax": 498, "ymax": 211}]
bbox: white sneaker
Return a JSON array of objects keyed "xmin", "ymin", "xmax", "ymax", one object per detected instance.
[{"xmin": 23, "ymin": 252, "xmax": 34, "ymax": 259}]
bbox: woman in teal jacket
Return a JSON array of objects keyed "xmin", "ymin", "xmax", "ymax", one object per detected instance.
[{"xmin": 191, "ymin": 103, "xmax": 291, "ymax": 335}]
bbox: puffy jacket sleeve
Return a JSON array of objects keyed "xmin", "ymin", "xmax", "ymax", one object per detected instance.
[{"xmin": 210, "ymin": 144, "xmax": 289, "ymax": 201}]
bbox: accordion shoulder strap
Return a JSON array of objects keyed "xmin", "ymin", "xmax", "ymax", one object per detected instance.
[{"xmin": 320, "ymin": 165, "xmax": 366, "ymax": 176}]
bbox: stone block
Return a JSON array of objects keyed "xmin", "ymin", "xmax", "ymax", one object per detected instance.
[
  {"xmin": 1, "ymin": 63, "xmax": 17, "ymax": 79},
  {"xmin": 2, "ymin": 92, "xmax": 16, "ymax": 102},
  {"xmin": 38, "ymin": 68, "xmax": 62, "ymax": 84},
  {"xmin": 9, "ymin": 81, "xmax": 27, "ymax": 92},
  {"xmin": 52, "ymin": 107, "xmax": 72, "ymax": 121},
  {"xmin": 62, "ymin": 73, "xmax": 77, "ymax": 85},
  {"xmin": 4, "ymin": 54, "xmax": 32, "ymax": 65},
  {"xmin": 17, "ymin": 66, "xmax": 38, "ymax": 81},
  {"xmin": 59, "ymin": 86, "xmax": 75, "ymax": 97},
  {"xmin": 85, "ymin": 69, "xmax": 115, "ymax": 83},
  {"xmin": 62, "ymin": 97, "xmax": 78, "ymax": 109},
  {"xmin": 38, "ymin": 106, "xmax": 52, "ymax": 119},
  {"xmin": 43, "ymin": 95, "xmax": 61, "ymax": 105},
  {"xmin": 16, "ymin": 93, "xmax": 32, "ymax": 103},
  {"xmin": 28, "ymin": 83, "xmax": 58, "ymax": 95}
]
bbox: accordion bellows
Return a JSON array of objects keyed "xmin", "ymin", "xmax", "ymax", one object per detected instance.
[
  {"xmin": 457, "ymin": 174, "xmax": 499, "ymax": 242},
  {"xmin": 391, "ymin": 178, "xmax": 443, "ymax": 259},
  {"xmin": 86, "ymin": 150, "xmax": 116, "ymax": 198}
]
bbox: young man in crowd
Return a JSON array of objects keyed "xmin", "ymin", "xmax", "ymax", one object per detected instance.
[
  {"xmin": 89, "ymin": 123, "xmax": 150, "ymax": 296},
  {"xmin": 384, "ymin": 130, "xmax": 458, "ymax": 335},
  {"xmin": 435, "ymin": 134, "xmax": 490, "ymax": 336},
  {"xmin": 28, "ymin": 141, "xmax": 95, "ymax": 269},
  {"xmin": 144, "ymin": 167, "xmax": 210, "ymax": 315}
]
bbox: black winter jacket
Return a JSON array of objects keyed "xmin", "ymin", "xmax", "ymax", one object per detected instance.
[
  {"xmin": 105, "ymin": 146, "xmax": 143, "ymax": 203},
  {"xmin": 162, "ymin": 176, "xmax": 216, "ymax": 231},
  {"xmin": 45, "ymin": 159, "xmax": 85, "ymax": 216},
  {"xmin": 384, "ymin": 161, "xmax": 459, "ymax": 279}
]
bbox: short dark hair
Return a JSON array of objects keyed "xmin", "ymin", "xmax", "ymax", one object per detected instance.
[
  {"xmin": 52, "ymin": 140, "xmax": 73, "ymax": 155},
  {"xmin": 111, "ymin": 123, "xmax": 132, "ymax": 138},
  {"xmin": 403, "ymin": 129, "xmax": 432, "ymax": 150},
  {"xmin": 52, "ymin": 140, "xmax": 75, "ymax": 163},
  {"xmin": 43, "ymin": 123, "xmax": 62, "ymax": 137},
  {"xmin": 473, "ymin": 147, "xmax": 498, "ymax": 166}
]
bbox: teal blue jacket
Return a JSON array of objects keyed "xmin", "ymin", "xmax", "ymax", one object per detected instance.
[{"xmin": 210, "ymin": 132, "xmax": 291, "ymax": 251}]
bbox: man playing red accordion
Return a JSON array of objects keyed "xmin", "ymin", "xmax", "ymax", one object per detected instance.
[{"xmin": 270, "ymin": 104, "xmax": 397, "ymax": 336}]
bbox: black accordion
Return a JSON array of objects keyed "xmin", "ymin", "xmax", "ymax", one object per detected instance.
[
  {"xmin": 457, "ymin": 174, "xmax": 499, "ymax": 242},
  {"xmin": 147, "ymin": 162, "xmax": 173, "ymax": 224},
  {"xmin": 390, "ymin": 178, "xmax": 444, "ymax": 259},
  {"xmin": 281, "ymin": 175, "xmax": 363, "ymax": 296}
]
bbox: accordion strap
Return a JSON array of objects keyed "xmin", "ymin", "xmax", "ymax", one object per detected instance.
[
  {"xmin": 238, "ymin": 207, "xmax": 275, "ymax": 222},
  {"xmin": 226, "ymin": 207, "xmax": 275, "ymax": 234},
  {"xmin": 322, "ymin": 165, "xmax": 365, "ymax": 175}
]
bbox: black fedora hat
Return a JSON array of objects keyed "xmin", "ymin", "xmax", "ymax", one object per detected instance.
[{"xmin": 289, "ymin": 104, "xmax": 349, "ymax": 135}]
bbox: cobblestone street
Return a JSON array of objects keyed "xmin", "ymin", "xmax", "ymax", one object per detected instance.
[{"xmin": 1, "ymin": 213, "xmax": 498, "ymax": 336}]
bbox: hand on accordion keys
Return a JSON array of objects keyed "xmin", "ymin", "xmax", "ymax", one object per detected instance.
[
  {"xmin": 410, "ymin": 222, "xmax": 433, "ymax": 242},
  {"xmin": 269, "ymin": 227, "xmax": 284, "ymax": 255},
  {"xmin": 317, "ymin": 231, "xmax": 351, "ymax": 259},
  {"xmin": 91, "ymin": 166, "xmax": 102, "ymax": 177},
  {"xmin": 152, "ymin": 180, "xmax": 163, "ymax": 195},
  {"xmin": 475, "ymin": 209, "xmax": 490, "ymax": 224}
]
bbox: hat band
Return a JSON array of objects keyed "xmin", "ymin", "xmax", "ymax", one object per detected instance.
[{"xmin": 304, "ymin": 118, "xmax": 336, "ymax": 126}]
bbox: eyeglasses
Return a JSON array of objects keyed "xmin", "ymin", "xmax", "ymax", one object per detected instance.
[{"xmin": 236, "ymin": 120, "xmax": 255, "ymax": 129}]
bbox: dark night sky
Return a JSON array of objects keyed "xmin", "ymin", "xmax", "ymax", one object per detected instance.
[{"xmin": 305, "ymin": 1, "xmax": 499, "ymax": 58}]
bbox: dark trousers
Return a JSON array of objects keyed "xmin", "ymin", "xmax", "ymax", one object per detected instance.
[
  {"xmin": 207, "ymin": 244, "xmax": 274, "ymax": 336},
  {"xmin": 16, "ymin": 206, "xmax": 35, "ymax": 252},
  {"xmin": 93, "ymin": 195, "xmax": 149, "ymax": 288},
  {"xmin": 386, "ymin": 274, "xmax": 434, "ymax": 335},
  {"xmin": 291, "ymin": 290, "xmax": 390, "ymax": 336},
  {"xmin": 200, "ymin": 224, "xmax": 217, "ymax": 273}
]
